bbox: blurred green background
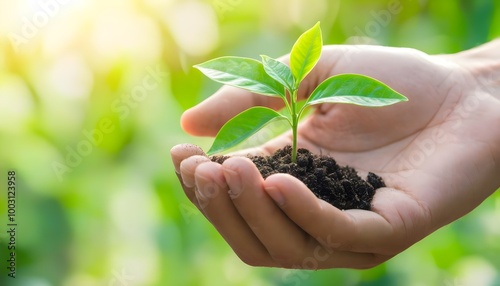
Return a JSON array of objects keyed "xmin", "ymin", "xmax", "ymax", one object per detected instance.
[{"xmin": 0, "ymin": 0, "xmax": 499, "ymax": 285}]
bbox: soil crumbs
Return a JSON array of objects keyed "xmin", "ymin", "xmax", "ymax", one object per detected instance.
[{"xmin": 212, "ymin": 146, "xmax": 385, "ymax": 210}]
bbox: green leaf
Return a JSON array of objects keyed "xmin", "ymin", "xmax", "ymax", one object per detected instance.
[
  {"xmin": 194, "ymin": 56, "xmax": 285, "ymax": 97},
  {"xmin": 208, "ymin": 107, "xmax": 287, "ymax": 155},
  {"xmin": 275, "ymin": 99, "xmax": 310, "ymax": 125},
  {"xmin": 290, "ymin": 22, "xmax": 323, "ymax": 86},
  {"xmin": 306, "ymin": 74, "xmax": 408, "ymax": 107},
  {"xmin": 261, "ymin": 55, "xmax": 294, "ymax": 91}
]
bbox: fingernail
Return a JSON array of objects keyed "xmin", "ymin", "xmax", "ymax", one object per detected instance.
[
  {"xmin": 179, "ymin": 156, "xmax": 211, "ymax": 188},
  {"xmin": 195, "ymin": 186, "xmax": 210, "ymax": 209},
  {"xmin": 180, "ymin": 167, "xmax": 195, "ymax": 188},
  {"xmin": 197, "ymin": 184, "xmax": 217, "ymax": 199},
  {"xmin": 224, "ymin": 168, "xmax": 242, "ymax": 199},
  {"xmin": 265, "ymin": 186, "xmax": 285, "ymax": 207}
]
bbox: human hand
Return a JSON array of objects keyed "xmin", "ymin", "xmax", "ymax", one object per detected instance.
[{"xmin": 171, "ymin": 41, "xmax": 500, "ymax": 269}]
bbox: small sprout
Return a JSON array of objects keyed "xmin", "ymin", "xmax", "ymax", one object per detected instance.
[{"xmin": 194, "ymin": 22, "xmax": 408, "ymax": 162}]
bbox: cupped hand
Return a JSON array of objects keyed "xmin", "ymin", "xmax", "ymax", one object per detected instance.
[{"xmin": 171, "ymin": 43, "xmax": 500, "ymax": 269}]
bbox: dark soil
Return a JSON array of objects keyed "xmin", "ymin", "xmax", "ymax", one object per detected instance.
[{"xmin": 211, "ymin": 146, "xmax": 385, "ymax": 210}]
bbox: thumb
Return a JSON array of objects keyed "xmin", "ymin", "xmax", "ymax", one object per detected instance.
[{"xmin": 181, "ymin": 85, "xmax": 284, "ymax": 137}]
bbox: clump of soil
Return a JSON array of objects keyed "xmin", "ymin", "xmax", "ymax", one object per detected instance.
[{"xmin": 211, "ymin": 146, "xmax": 385, "ymax": 210}]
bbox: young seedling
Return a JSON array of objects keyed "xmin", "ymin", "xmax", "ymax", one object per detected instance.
[{"xmin": 194, "ymin": 22, "xmax": 408, "ymax": 162}]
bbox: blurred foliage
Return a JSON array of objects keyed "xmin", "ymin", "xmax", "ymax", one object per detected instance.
[{"xmin": 0, "ymin": 0, "xmax": 499, "ymax": 285}]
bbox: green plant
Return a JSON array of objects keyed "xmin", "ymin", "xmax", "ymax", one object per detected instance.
[{"xmin": 194, "ymin": 22, "xmax": 408, "ymax": 162}]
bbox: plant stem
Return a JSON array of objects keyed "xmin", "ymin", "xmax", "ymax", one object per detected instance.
[{"xmin": 291, "ymin": 90, "xmax": 298, "ymax": 163}]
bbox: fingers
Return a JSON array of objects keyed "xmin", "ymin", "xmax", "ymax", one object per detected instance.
[
  {"xmin": 193, "ymin": 162, "xmax": 276, "ymax": 267},
  {"xmin": 170, "ymin": 144, "xmax": 206, "ymax": 173},
  {"xmin": 171, "ymin": 145, "xmax": 278, "ymax": 266},
  {"xmin": 173, "ymin": 148, "xmax": 395, "ymax": 268},
  {"xmin": 218, "ymin": 157, "xmax": 389, "ymax": 269},
  {"xmin": 179, "ymin": 155, "xmax": 211, "ymax": 205},
  {"xmin": 170, "ymin": 144, "xmax": 208, "ymax": 207},
  {"xmin": 221, "ymin": 157, "xmax": 311, "ymax": 267},
  {"xmin": 263, "ymin": 174, "xmax": 399, "ymax": 255}
]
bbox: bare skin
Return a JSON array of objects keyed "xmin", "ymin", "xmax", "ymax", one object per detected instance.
[{"xmin": 171, "ymin": 41, "xmax": 500, "ymax": 269}]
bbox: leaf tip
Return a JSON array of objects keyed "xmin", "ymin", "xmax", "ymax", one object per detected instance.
[{"xmin": 312, "ymin": 21, "xmax": 322, "ymax": 34}]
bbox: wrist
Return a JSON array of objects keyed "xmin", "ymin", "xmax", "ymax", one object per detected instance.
[
  {"xmin": 449, "ymin": 40, "xmax": 500, "ymax": 189},
  {"xmin": 451, "ymin": 39, "xmax": 500, "ymax": 99}
]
